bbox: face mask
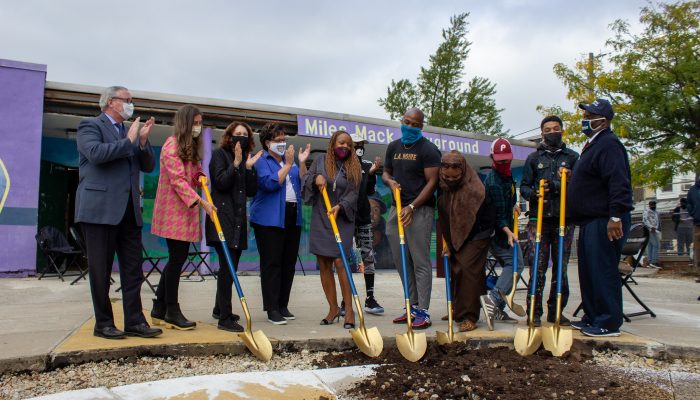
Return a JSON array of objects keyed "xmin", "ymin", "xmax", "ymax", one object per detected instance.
[
  {"xmin": 355, "ymin": 147, "xmax": 365, "ymax": 158},
  {"xmin": 334, "ymin": 147, "xmax": 351, "ymax": 160},
  {"xmin": 581, "ymin": 118, "xmax": 605, "ymax": 137},
  {"xmin": 543, "ymin": 132, "xmax": 563, "ymax": 148},
  {"xmin": 270, "ymin": 142, "xmax": 286, "ymax": 156},
  {"xmin": 231, "ymin": 136, "xmax": 249, "ymax": 150},
  {"xmin": 492, "ymin": 161, "xmax": 512, "ymax": 177},
  {"xmin": 649, "ymin": 206, "xmax": 656, "ymax": 211},
  {"xmin": 191, "ymin": 125, "xmax": 202, "ymax": 138},
  {"xmin": 400, "ymin": 124, "xmax": 423, "ymax": 145},
  {"xmin": 118, "ymin": 102, "xmax": 134, "ymax": 120}
]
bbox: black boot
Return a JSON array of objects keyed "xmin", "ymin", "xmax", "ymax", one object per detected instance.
[
  {"xmin": 151, "ymin": 299, "xmax": 166, "ymax": 326},
  {"xmin": 164, "ymin": 303, "xmax": 196, "ymax": 330}
]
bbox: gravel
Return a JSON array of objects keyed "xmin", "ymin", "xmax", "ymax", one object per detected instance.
[{"xmin": 1, "ymin": 348, "xmax": 699, "ymax": 400}]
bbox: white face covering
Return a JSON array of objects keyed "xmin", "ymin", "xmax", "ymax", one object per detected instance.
[
  {"xmin": 270, "ymin": 142, "xmax": 286, "ymax": 156},
  {"xmin": 191, "ymin": 125, "xmax": 202, "ymax": 138},
  {"xmin": 118, "ymin": 102, "xmax": 134, "ymax": 120}
]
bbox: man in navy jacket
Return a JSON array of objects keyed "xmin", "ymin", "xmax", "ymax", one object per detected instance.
[{"xmin": 567, "ymin": 98, "xmax": 633, "ymax": 337}]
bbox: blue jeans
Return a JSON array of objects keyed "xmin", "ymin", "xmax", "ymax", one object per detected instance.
[
  {"xmin": 647, "ymin": 230, "xmax": 660, "ymax": 264},
  {"xmin": 488, "ymin": 242, "xmax": 524, "ymax": 310}
]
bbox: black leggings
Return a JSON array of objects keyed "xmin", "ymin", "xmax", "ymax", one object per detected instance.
[{"xmin": 155, "ymin": 239, "xmax": 190, "ymax": 306}]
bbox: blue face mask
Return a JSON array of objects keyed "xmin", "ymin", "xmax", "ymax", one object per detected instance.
[
  {"xmin": 581, "ymin": 118, "xmax": 605, "ymax": 137},
  {"xmin": 400, "ymin": 124, "xmax": 423, "ymax": 145}
]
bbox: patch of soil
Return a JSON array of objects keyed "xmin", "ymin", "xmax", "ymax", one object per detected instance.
[{"xmin": 316, "ymin": 341, "xmax": 672, "ymax": 400}]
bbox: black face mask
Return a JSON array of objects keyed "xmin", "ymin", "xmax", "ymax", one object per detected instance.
[
  {"xmin": 649, "ymin": 206, "xmax": 656, "ymax": 211},
  {"xmin": 231, "ymin": 136, "xmax": 249, "ymax": 151},
  {"xmin": 543, "ymin": 132, "xmax": 563, "ymax": 148}
]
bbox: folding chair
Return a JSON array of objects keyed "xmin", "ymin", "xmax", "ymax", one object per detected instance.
[
  {"xmin": 36, "ymin": 226, "xmax": 83, "ymax": 282},
  {"xmin": 142, "ymin": 245, "xmax": 167, "ymax": 294},
  {"xmin": 573, "ymin": 223, "xmax": 655, "ymax": 322},
  {"xmin": 68, "ymin": 225, "xmax": 90, "ymax": 285},
  {"xmin": 183, "ymin": 242, "xmax": 216, "ymax": 281}
]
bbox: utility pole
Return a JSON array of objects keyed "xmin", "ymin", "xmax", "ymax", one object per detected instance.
[{"xmin": 587, "ymin": 52, "xmax": 595, "ymax": 101}]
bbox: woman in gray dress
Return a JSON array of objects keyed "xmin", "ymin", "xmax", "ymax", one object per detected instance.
[{"xmin": 303, "ymin": 130, "xmax": 361, "ymax": 328}]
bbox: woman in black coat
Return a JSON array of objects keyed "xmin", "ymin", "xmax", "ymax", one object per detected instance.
[{"xmin": 206, "ymin": 121, "xmax": 262, "ymax": 332}]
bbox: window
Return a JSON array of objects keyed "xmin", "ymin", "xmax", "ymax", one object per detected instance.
[{"xmin": 661, "ymin": 183, "xmax": 673, "ymax": 192}]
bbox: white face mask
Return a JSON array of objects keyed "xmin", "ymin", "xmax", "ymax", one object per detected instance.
[
  {"xmin": 192, "ymin": 125, "xmax": 202, "ymax": 138},
  {"xmin": 270, "ymin": 142, "xmax": 286, "ymax": 156},
  {"xmin": 118, "ymin": 102, "xmax": 134, "ymax": 120},
  {"xmin": 355, "ymin": 148, "xmax": 365, "ymax": 158}
]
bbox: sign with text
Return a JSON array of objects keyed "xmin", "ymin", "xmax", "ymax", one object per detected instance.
[{"xmin": 296, "ymin": 114, "xmax": 532, "ymax": 160}]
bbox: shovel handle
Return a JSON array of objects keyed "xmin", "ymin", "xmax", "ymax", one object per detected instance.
[
  {"xmin": 199, "ymin": 176, "xmax": 245, "ymax": 300},
  {"xmin": 536, "ymin": 179, "xmax": 545, "ymax": 241},
  {"xmin": 321, "ymin": 186, "xmax": 342, "ymax": 242},
  {"xmin": 321, "ymin": 186, "xmax": 359, "ymax": 297},
  {"xmin": 394, "ymin": 187, "xmax": 405, "ymax": 239},
  {"xmin": 555, "ymin": 170, "xmax": 568, "ymax": 302}
]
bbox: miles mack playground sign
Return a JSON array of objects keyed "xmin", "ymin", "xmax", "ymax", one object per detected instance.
[{"xmin": 297, "ymin": 115, "xmax": 532, "ymax": 160}]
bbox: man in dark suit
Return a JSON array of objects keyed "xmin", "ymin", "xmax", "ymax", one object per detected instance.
[
  {"xmin": 567, "ymin": 98, "xmax": 633, "ymax": 337},
  {"xmin": 76, "ymin": 85, "xmax": 162, "ymax": 339}
]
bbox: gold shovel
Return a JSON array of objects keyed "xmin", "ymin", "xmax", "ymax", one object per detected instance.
[
  {"xmin": 514, "ymin": 179, "xmax": 545, "ymax": 356},
  {"xmin": 321, "ymin": 186, "xmax": 383, "ymax": 358},
  {"xmin": 503, "ymin": 210, "xmax": 526, "ymax": 317},
  {"xmin": 394, "ymin": 187, "xmax": 427, "ymax": 362},
  {"xmin": 200, "ymin": 176, "xmax": 273, "ymax": 362},
  {"xmin": 436, "ymin": 239, "xmax": 468, "ymax": 345},
  {"xmin": 542, "ymin": 169, "xmax": 573, "ymax": 356}
]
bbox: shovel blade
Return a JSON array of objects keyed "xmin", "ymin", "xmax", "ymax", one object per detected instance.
[
  {"xmin": 350, "ymin": 326, "xmax": 383, "ymax": 358},
  {"xmin": 514, "ymin": 326, "xmax": 542, "ymax": 356},
  {"xmin": 436, "ymin": 330, "xmax": 452, "ymax": 345},
  {"xmin": 396, "ymin": 332, "xmax": 427, "ymax": 362},
  {"xmin": 238, "ymin": 330, "xmax": 273, "ymax": 362},
  {"xmin": 542, "ymin": 326, "xmax": 573, "ymax": 357},
  {"xmin": 505, "ymin": 297, "xmax": 527, "ymax": 317}
]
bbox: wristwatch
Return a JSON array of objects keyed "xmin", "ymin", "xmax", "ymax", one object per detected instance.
[
  {"xmin": 610, "ymin": 217, "xmax": 621, "ymax": 222},
  {"xmin": 408, "ymin": 203, "xmax": 415, "ymax": 211}
]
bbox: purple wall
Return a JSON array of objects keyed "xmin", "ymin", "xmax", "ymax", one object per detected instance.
[{"xmin": 0, "ymin": 59, "xmax": 47, "ymax": 276}]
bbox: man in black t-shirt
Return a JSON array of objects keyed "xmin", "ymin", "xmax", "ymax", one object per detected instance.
[{"xmin": 383, "ymin": 108, "xmax": 441, "ymax": 329}]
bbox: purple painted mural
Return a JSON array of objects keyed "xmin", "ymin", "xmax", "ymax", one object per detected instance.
[{"xmin": 0, "ymin": 59, "xmax": 47, "ymax": 276}]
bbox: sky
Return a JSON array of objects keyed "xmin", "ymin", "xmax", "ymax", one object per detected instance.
[{"xmin": 0, "ymin": 0, "xmax": 650, "ymax": 136}]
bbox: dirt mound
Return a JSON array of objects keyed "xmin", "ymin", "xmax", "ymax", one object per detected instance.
[{"xmin": 316, "ymin": 341, "xmax": 672, "ymax": 399}]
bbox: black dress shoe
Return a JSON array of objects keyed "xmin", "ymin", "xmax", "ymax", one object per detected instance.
[
  {"xmin": 124, "ymin": 323, "xmax": 162, "ymax": 338},
  {"xmin": 218, "ymin": 316, "xmax": 244, "ymax": 332},
  {"xmin": 94, "ymin": 326, "xmax": 126, "ymax": 340}
]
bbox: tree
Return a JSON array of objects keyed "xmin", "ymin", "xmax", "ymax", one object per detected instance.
[
  {"xmin": 378, "ymin": 13, "xmax": 506, "ymax": 136},
  {"xmin": 546, "ymin": 1, "xmax": 700, "ymax": 187}
]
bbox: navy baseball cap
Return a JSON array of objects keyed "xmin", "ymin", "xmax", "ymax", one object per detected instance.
[{"xmin": 579, "ymin": 98, "xmax": 614, "ymax": 120}]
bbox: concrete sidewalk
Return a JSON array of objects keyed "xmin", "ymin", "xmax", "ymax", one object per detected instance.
[{"xmin": 0, "ymin": 264, "xmax": 699, "ymax": 373}]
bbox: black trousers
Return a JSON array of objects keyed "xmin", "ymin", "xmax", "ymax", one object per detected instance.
[
  {"xmin": 578, "ymin": 214, "xmax": 631, "ymax": 330},
  {"xmin": 81, "ymin": 199, "xmax": 146, "ymax": 329},
  {"xmin": 211, "ymin": 243, "xmax": 242, "ymax": 320},
  {"xmin": 155, "ymin": 238, "xmax": 190, "ymax": 306},
  {"xmin": 252, "ymin": 202, "xmax": 301, "ymax": 312}
]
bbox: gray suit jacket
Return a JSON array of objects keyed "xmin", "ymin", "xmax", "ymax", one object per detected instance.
[{"xmin": 75, "ymin": 113, "xmax": 155, "ymax": 226}]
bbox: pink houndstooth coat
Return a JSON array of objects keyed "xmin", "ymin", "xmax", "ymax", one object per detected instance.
[{"xmin": 151, "ymin": 136, "xmax": 204, "ymax": 242}]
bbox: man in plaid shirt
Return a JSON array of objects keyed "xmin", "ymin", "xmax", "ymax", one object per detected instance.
[{"xmin": 480, "ymin": 138, "xmax": 524, "ymax": 330}]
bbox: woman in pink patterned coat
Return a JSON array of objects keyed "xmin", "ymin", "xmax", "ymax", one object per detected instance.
[{"xmin": 150, "ymin": 104, "xmax": 216, "ymax": 330}]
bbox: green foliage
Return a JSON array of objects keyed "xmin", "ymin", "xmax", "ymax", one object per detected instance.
[
  {"xmin": 545, "ymin": 1, "xmax": 700, "ymax": 187},
  {"xmin": 378, "ymin": 13, "xmax": 506, "ymax": 136}
]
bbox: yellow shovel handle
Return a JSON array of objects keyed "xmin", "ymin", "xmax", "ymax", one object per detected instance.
[
  {"xmin": 513, "ymin": 209, "xmax": 519, "ymax": 240},
  {"xmin": 199, "ymin": 176, "xmax": 224, "ymax": 240},
  {"xmin": 536, "ymin": 179, "xmax": 545, "ymax": 241},
  {"xmin": 559, "ymin": 169, "xmax": 568, "ymax": 231},
  {"xmin": 394, "ymin": 187, "xmax": 404, "ymax": 238},
  {"xmin": 321, "ymin": 186, "xmax": 341, "ymax": 241}
]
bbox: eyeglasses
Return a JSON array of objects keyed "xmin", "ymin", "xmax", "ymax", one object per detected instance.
[
  {"xmin": 111, "ymin": 96, "xmax": 133, "ymax": 103},
  {"xmin": 440, "ymin": 162, "xmax": 462, "ymax": 170}
]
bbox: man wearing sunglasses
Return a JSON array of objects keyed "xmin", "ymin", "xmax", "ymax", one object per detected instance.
[{"xmin": 568, "ymin": 98, "xmax": 633, "ymax": 337}]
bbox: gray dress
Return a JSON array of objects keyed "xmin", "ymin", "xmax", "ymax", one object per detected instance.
[{"xmin": 303, "ymin": 154, "xmax": 358, "ymax": 258}]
